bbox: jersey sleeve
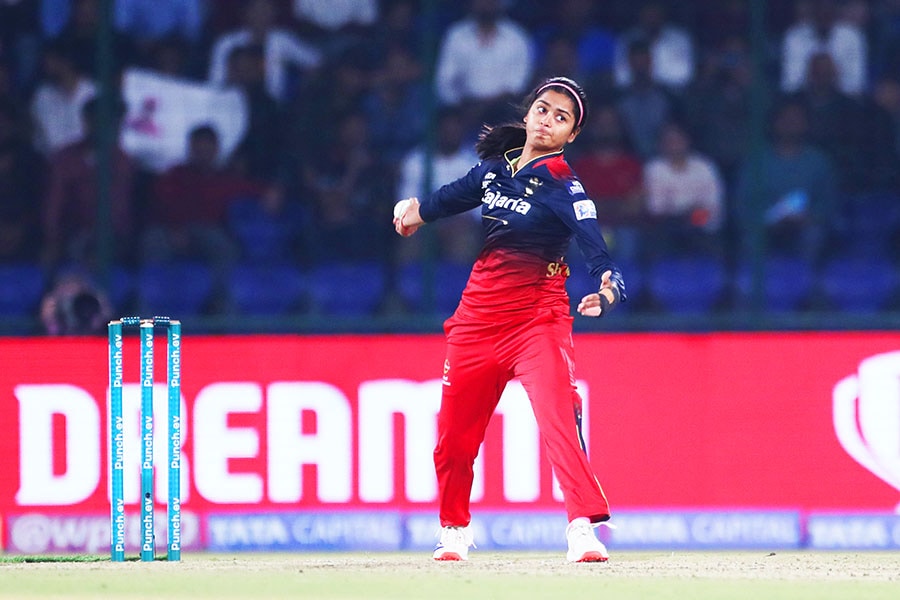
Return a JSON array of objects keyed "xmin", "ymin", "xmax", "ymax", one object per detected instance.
[
  {"xmin": 418, "ymin": 160, "xmax": 487, "ymax": 223},
  {"xmin": 555, "ymin": 179, "xmax": 627, "ymax": 301}
]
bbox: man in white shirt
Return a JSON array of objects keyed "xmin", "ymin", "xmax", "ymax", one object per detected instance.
[
  {"xmin": 781, "ymin": 0, "xmax": 867, "ymax": 95},
  {"xmin": 644, "ymin": 122, "xmax": 724, "ymax": 256},
  {"xmin": 292, "ymin": 0, "xmax": 378, "ymax": 32},
  {"xmin": 434, "ymin": 0, "xmax": 533, "ymax": 108},
  {"xmin": 614, "ymin": 1, "xmax": 695, "ymax": 90},
  {"xmin": 30, "ymin": 42, "xmax": 96, "ymax": 155},
  {"xmin": 208, "ymin": 0, "xmax": 321, "ymax": 103}
]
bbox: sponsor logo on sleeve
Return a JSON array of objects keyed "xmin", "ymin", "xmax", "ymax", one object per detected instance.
[
  {"xmin": 573, "ymin": 199, "xmax": 597, "ymax": 220},
  {"xmin": 567, "ymin": 181, "xmax": 585, "ymax": 196}
]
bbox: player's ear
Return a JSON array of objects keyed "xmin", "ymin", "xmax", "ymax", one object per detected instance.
[{"xmin": 567, "ymin": 126, "xmax": 581, "ymax": 144}]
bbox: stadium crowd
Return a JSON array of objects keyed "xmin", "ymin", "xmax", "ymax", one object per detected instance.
[{"xmin": 1, "ymin": 0, "xmax": 899, "ymax": 329}]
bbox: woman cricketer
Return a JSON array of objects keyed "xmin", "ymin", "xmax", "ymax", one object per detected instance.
[{"xmin": 393, "ymin": 77, "xmax": 625, "ymax": 563}]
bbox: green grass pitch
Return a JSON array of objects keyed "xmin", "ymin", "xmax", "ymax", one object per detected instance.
[{"xmin": 1, "ymin": 552, "xmax": 898, "ymax": 599}]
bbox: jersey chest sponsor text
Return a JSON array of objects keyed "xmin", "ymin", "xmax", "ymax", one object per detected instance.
[{"xmin": 482, "ymin": 189, "xmax": 532, "ymax": 215}]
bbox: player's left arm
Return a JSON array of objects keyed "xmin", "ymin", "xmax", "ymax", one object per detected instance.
[{"xmin": 553, "ymin": 181, "xmax": 626, "ymax": 317}]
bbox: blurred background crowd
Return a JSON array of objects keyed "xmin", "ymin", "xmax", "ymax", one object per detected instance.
[{"xmin": 1, "ymin": 0, "xmax": 899, "ymax": 333}]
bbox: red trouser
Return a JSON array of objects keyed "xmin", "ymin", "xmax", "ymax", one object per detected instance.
[{"xmin": 434, "ymin": 301, "xmax": 611, "ymax": 527}]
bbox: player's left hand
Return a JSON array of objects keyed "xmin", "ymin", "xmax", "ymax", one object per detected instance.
[{"xmin": 577, "ymin": 270, "xmax": 620, "ymax": 317}]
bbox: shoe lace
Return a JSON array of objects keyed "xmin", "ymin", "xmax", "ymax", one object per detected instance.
[{"xmin": 441, "ymin": 526, "xmax": 474, "ymax": 548}]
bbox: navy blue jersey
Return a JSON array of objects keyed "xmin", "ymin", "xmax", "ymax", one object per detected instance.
[{"xmin": 418, "ymin": 148, "xmax": 626, "ymax": 301}]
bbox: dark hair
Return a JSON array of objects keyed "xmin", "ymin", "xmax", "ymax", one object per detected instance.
[
  {"xmin": 189, "ymin": 124, "xmax": 219, "ymax": 143},
  {"xmin": 475, "ymin": 76, "xmax": 589, "ymax": 159}
]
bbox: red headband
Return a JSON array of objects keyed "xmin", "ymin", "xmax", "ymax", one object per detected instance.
[{"xmin": 537, "ymin": 82, "xmax": 585, "ymax": 127}]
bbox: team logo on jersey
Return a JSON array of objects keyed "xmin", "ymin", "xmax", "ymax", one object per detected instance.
[
  {"xmin": 568, "ymin": 181, "xmax": 586, "ymax": 196},
  {"xmin": 482, "ymin": 172, "xmax": 496, "ymax": 189},
  {"xmin": 573, "ymin": 199, "xmax": 597, "ymax": 220},
  {"xmin": 524, "ymin": 176, "xmax": 542, "ymax": 197}
]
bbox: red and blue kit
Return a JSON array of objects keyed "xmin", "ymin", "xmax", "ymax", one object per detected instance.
[{"xmin": 418, "ymin": 147, "xmax": 625, "ymax": 527}]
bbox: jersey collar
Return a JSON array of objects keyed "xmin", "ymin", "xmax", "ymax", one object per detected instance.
[{"xmin": 503, "ymin": 147, "xmax": 565, "ymax": 176}]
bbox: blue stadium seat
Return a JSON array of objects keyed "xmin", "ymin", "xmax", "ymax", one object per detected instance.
[
  {"xmin": 227, "ymin": 198, "xmax": 298, "ymax": 263},
  {"xmin": 0, "ymin": 263, "xmax": 46, "ymax": 317},
  {"xmin": 307, "ymin": 261, "xmax": 386, "ymax": 316},
  {"xmin": 228, "ymin": 263, "xmax": 306, "ymax": 316},
  {"xmin": 838, "ymin": 192, "xmax": 900, "ymax": 254},
  {"xmin": 734, "ymin": 255, "xmax": 815, "ymax": 312},
  {"xmin": 137, "ymin": 261, "xmax": 214, "ymax": 317},
  {"xmin": 397, "ymin": 261, "xmax": 471, "ymax": 314},
  {"xmin": 646, "ymin": 255, "xmax": 727, "ymax": 313},
  {"xmin": 819, "ymin": 256, "xmax": 898, "ymax": 312}
]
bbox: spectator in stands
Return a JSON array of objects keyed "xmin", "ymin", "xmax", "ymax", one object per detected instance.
[
  {"xmin": 870, "ymin": 75, "xmax": 900, "ymax": 185},
  {"xmin": 434, "ymin": 0, "xmax": 534, "ymax": 126},
  {"xmin": 208, "ymin": 0, "xmax": 322, "ymax": 103},
  {"xmin": 572, "ymin": 104, "xmax": 644, "ymax": 262},
  {"xmin": 614, "ymin": 0, "xmax": 695, "ymax": 91},
  {"xmin": 643, "ymin": 121, "xmax": 725, "ymax": 258},
  {"xmin": 735, "ymin": 99, "xmax": 838, "ymax": 263},
  {"xmin": 114, "ymin": 0, "xmax": 207, "ymax": 75},
  {"xmin": 29, "ymin": 41, "xmax": 95, "ymax": 156},
  {"xmin": 794, "ymin": 52, "xmax": 866, "ymax": 191},
  {"xmin": 872, "ymin": 75, "xmax": 900, "ymax": 173},
  {"xmin": 363, "ymin": 41, "xmax": 425, "ymax": 163},
  {"xmin": 682, "ymin": 34, "xmax": 759, "ymax": 186},
  {"xmin": 291, "ymin": 0, "xmax": 378, "ymax": 49},
  {"xmin": 532, "ymin": 0, "xmax": 617, "ymax": 88},
  {"xmin": 395, "ymin": 108, "xmax": 481, "ymax": 264},
  {"xmin": 0, "ymin": 100, "xmax": 43, "ymax": 262},
  {"xmin": 44, "ymin": 0, "xmax": 137, "ymax": 80},
  {"xmin": 781, "ymin": 0, "xmax": 867, "ymax": 96},
  {"xmin": 41, "ymin": 98, "xmax": 134, "ymax": 270},
  {"xmin": 301, "ymin": 111, "xmax": 390, "ymax": 261},
  {"xmin": 532, "ymin": 36, "xmax": 583, "ymax": 90},
  {"xmin": 285, "ymin": 46, "xmax": 371, "ymax": 167},
  {"xmin": 362, "ymin": 4, "xmax": 425, "ymax": 163},
  {"xmin": 142, "ymin": 125, "xmax": 272, "ymax": 270},
  {"xmin": 0, "ymin": 0, "xmax": 40, "ymax": 94},
  {"xmin": 141, "ymin": 35, "xmax": 194, "ymax": 80},
  {"xmin": 114, "ymin": 0, "xmax": 206, "ymax": 45},
  {"xmin": 225, "ymin": 44, "xmax": 283, "ymax": 184},
  {"xmin": 40, "ymin": 269, "xmax": 112, "ymax": 335},
  {"xmin": 615, "ymin": 38, "xmax": 677, "ymax": 159}
]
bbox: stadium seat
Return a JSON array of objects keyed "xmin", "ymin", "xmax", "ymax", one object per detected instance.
[
  {"xmin": 837, "ymin": 192, "xmax": 900, "ymax": 255},
  {"xmin": 819, "ymin": 256, "xmax": 898, "ymax": 312},
  {"xmin": 646, "ymin": 255, "xmax": 727, "ymax": 313},
  {"xmin": 227, "ymin": 198, "xmax": 299, "ymax": 263},
  {"xmin": 228, "ymin": 263, "xmax": 306, "ymax": 316},
  {"xmin": 137, "ymin": 261, "xmax": 214, "ymax": 317},
  {"xmin": 0, "ymin": 263, "xmax": 46, "ymax": 317},
  {"xmin": 307, "ymin": 261, "xmax": 386, "ymax": 316},
  {"xmin": 734, "ymin": 255, "xmax": 815, "ymax": 312},
  {"xmin": 397, "ymin": 261, "xmax": 471, "ymax": 315}
]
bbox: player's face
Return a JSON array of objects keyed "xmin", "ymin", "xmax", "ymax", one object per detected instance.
[{"xmin": 523, "ymin": 90, "xmax": 580, "ymax": 153}]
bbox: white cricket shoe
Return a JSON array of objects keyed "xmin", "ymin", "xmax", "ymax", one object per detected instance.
[
  {"xmin": 432, "ymin": 526, "xmax": 474, "ymax": 561},
  {"xmin": 565, "ymin": 518, "xmax": 609, "ymax": 563}
]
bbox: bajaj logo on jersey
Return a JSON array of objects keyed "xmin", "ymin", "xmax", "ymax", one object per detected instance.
[
  {"xmin": 573, "ymin": 199, "xmax": 597, "ymax": 220},
  {"xmin": 568, "ymin": 181, "xmax": 585, "ymax": 196},
  {"xmin": 833, "ymin": 351, "xmax": 900, "ymax": 507},
  {"xmin": 482, "ymin": 190, "xmax": 532, "ymax": 215}
]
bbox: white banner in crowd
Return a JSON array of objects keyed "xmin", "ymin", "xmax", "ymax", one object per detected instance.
[{"xmin": 120, "ymin": 68, "xmax": 248, "ymax": 173}]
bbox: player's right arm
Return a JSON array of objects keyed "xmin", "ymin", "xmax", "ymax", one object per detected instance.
[{"xmin": 393, "ymin": 161, "xmax": 489, "ymax": 237}]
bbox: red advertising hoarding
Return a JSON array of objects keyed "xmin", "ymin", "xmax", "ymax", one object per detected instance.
[{"xmin": 1, "ymin": 332, "xmax": 899, "ymax": 552}]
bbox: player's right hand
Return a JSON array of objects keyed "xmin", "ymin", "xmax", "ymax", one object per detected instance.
[{"xmin": 393, "ymin": 197, "xmax": 423, "ymax": 237}]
